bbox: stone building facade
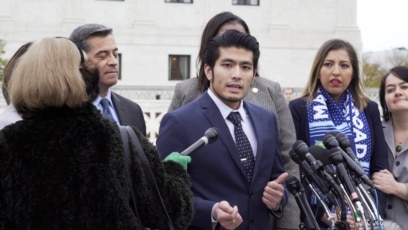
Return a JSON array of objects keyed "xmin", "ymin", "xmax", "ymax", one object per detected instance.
[{"xmin": 0, "ymin": 0, "xmax": 362, "ymax": 142}]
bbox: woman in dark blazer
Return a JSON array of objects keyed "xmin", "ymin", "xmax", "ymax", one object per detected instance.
[{"xmin": 289, "ymin": 38, "xmax": 388, "ymax": 229}]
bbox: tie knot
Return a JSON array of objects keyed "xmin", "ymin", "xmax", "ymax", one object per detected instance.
[
  {"xmin": 227, "ymin": 112, "xmax": 242, "ymax": 126},
  {"xmin": 100, "ymin": 98, "xmax": 110, "ymax": 109}
]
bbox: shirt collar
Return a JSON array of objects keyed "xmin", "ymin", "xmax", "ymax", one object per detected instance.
[
  {"xmin": 93, "ymin": 89, "xmax": 113, "ymax": 107},
  {"xmin": 207, "ymin": 89, "xmax": 245, "ymax": 120}
]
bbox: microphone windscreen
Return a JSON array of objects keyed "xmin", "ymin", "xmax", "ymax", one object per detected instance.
[
  {"xmin": 309, "ymin": 145, "xmax": 330, "ymax": 165},
  {"xmin": 335, "ymin": 133, "xmax": 351, "ymax": 149},
  {"xmin": 323, "ymin": 133, "xmax": 339, "ymax": 149},
  {"xmin": 204, "ymin": 127, "xmax": 219, "ymax": 143},
  {"xmin": 289, "ymin": 149, "xmax": 302, "ymax": 164},
  {"xmin": 286, "ymin": 175, "xmax": 301, "ymax": 195},
  {"xmin": 326, "ymin": 131, "xmax": 339, "ymax": 137},
  {"xmin": 327, "ymin": 147, "xmax": 344, "ymax": 165},
  {"xmin": 292, "ymin": 140, "xmax": 309, "ymax": 160}
]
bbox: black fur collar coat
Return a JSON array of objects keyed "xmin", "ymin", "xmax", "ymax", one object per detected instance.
[{"xmin": 0, "ymin": 104, "xmax": 193, "ymax": 230}]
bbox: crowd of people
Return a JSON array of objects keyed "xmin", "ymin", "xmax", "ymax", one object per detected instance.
[{"xmin": 0, "ymin": 10, "xmax": 406, "ymax": 230}]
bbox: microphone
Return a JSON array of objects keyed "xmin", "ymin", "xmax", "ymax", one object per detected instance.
[
  {"xmin": 328, "ymin": 148, "xmax": 366, "ymax": 224},
  {"xmin": 292, "ymin": 140, "xmax": 339, "ymax": 187},
  {"xmin": 290, "ymin": 149, "xmax": 331, "ymax": 195},
  {"xmin": 293, "ymin": 141, "xmax": 347, "ymax": 203},
  {"xmin": 328, "ymin": 148, "xmax": 358, "ymax": 199},
  {"xmin": 335, "ymin": 133, "xmax": 359, "ymax": 161},
  {"xmin": 292, "ymin": 141, "xmax": 348, "ymax": 223},
  {"xmin": 309, "ymin": 145, "xmax": 330, "ymax": 165},
  {"xmin": 180, "ymin": 127, "xmax": 219, "ymax": 156},
  {"xmin": 286, "ymin": 175, "xmax": 320, "ymax": 230},
  {"xmin": 308, "ymin": 145, "xmax": 336, "ymax": 176},
  {"xmin": 293, "ymin": 140, "xmax": 322, "ymax": 172},
  {"xmin": 323, "ymin": 133, "xmax": 374, "ymax": 188},
  {"xmin": 307, "ymin": 145, "xmax": 339, "ymax": 205},
  {"xmin": 335, "ymin": 133, "xmax": 370, "ymax": 176}
]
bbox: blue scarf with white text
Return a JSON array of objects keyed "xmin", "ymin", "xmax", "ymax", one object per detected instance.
[{"xmin": 307, "ymin": 88, "xmax": 371, "ymax": 175}]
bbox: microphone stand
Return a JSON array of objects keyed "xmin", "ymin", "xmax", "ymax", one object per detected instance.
[
  {"xmin": 338, "ymin": 183, "xmax": 360, "ymax": 221},
  {"xmin": 347, "ymin": 170, "xmax": 379, "ymax": 229},
  {"xmin": 315, "ymin": 170, "xmax": 349, "ymax": 230},
  {"xmin": 329, "ymin": 149, "xmax": 363, "ymax": 225},
  {"xmin": 302, "ymin": 174, "xmax": 335, "ymax": 229},
  {"xmin": 288, "ymin": 175, "xmax": 320, "ymax": 230},
  {"xmin": 355, "ymin": 186, "xmax": 374, "ymax": 230},
  {"xmin": 357, "ymin": 184, "xmax": 384, "ymax": 229},
  {"xmin": 328, "ymin": 186, "xmax": 350, "ymax": 230}
]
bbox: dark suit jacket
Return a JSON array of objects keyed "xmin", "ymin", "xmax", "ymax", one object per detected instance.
[
  {"xmin": 157, "ymin": 92, "xmax": 288, "ymax": 230},
  {"xmin": 289, "ymin": 97, "xmax": 388, "ymax": 225},
  {"xmin": 111, "ymin": 92, "xmax": 146, "ymax": 136},
  {"xmin": 169, "ymin": 77, "xmax": 300, "ymax": 228}
]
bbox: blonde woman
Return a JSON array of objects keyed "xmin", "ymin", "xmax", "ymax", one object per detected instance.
[{"xmin": 0, "ymin": 37, "xmax": 192, "ymax": 229}]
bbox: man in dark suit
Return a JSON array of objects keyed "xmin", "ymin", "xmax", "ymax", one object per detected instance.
[
  {"xmin": 69, "ymin": 24, "xmax": 146, "ymax": 135},
  {"xmin": 157, "ymin": 30, "xmax": 288, "ymax": 229}
]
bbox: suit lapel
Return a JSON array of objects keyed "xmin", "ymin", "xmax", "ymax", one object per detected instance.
[
  {"xmin": 199, "ymin": 93, "xmax": 248, "ymax": 181},
  {"xmin": 111, "ymin": 92, "xmax": 125, "ymax": 125}
]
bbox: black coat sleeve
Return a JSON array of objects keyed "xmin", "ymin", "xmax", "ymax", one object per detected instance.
[{"xmin": 128, "ymin": 127, "xmax": 193, "ymax": 229}]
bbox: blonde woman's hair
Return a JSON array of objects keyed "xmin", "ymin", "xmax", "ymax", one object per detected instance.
[
  {"xmin": 2, "ymin": 41, "xmax": 33, "ymax": 105},
  {"xmin": 301, "ymin": 39, "xmax": 369, "ymax": 110},
  {"xmin": 9, "ymin": 37, "xmax": 87, "ymax": 114}
]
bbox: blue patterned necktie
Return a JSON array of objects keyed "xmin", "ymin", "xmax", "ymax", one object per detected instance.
[
  {"xmin": 227, "ymin": 112, "xmax": 255, "ymax": 182},
  {"xmin": 100, "ymin": 98, "xmax": 115, "ymax": 123}
]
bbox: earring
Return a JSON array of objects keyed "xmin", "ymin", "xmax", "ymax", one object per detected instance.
[{"xmin": 250, "ymin": 77, "xmax": 258, "ymax": 93}]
